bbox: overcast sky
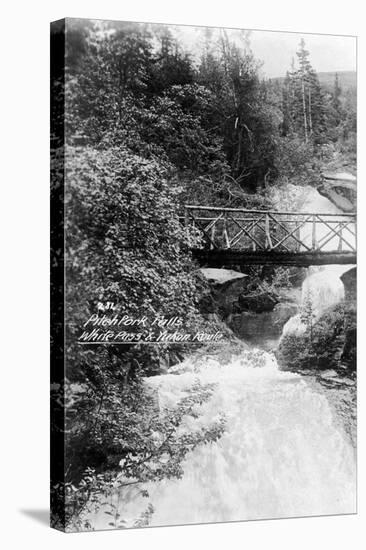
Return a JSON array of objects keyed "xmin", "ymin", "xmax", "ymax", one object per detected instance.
[
  {"xmin": 250, "ymin": 30, "xmax": 356, "ymax": 77},
  {"xmin": 174, "ymin": 25, "xmax": 356, "ymax": 78}
]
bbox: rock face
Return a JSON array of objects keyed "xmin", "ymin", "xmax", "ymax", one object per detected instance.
[
  {"xmin": 339, "ymin": 269, "xmax": 356, "ymax": 372},
  {"xmin": 201, "ymin": 271, "xmax": 278, "ymax": 319},
  {"xmin": 229, "ymin": 301, "xmax": 299, "ymax": 351},
  {"xmin": 199, "ymin": 267, "xmax": 249, "ymax": 317},
  {"xmin": 199, "ymin": 268, "xmax": 247, "ymax": 285},
  {"xmin": 199, "ymin": 267, "xmax": 302, "ymax": 350},
  {"xmin": 199, "ymin": 273, "xmax": 249, "ymax": 317},
  {"xmin": 238, "ymin": 291, "xmax": 277, "ymax": 313},
  {"xmin": 317, "ymin": 172, "xmax": 356, "ymax": 213},
  {"xmin": 340, "ymin": 267, "xmax": 356, "ymax": 302}
]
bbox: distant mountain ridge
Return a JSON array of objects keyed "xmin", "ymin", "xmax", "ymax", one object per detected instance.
[
  {"xmin": 271, "ymin": 70, "xmax": 356, "ymax": 93},
  {"xmin": 317, "ymin": 71, "xmax": 356, "ymax": 92}
]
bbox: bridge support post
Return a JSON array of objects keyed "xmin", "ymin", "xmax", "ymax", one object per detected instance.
[
  {"xmin": 265, "ymin": 213, "xmax": 273, "ymax": 250},
  {"xmin": 210, "ymin": 223, "xmax": 216, "ymax": 250},
  {"xmin": 312, "ymin": 215, "xmax": 317, "ymax": 250},
  {"xmin": 223, "ymin": 215, "xmax": 230, "ymax": 249},
  {"xmin": 338, "ymin": 225, "xmax": 343, "ymax": 251},
  {"xmin": 184, "ymin": 208, "xmax": 191, "ymax": 246}
]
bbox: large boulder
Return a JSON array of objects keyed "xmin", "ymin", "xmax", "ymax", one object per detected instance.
[
  {"xmin": 318, "ymin": 172, "xmax": 356, "ymax": 212},
  {"xmin": 229, "ymin": 302, "xmax": 299, "ymax": 350},
  {"xmin": 199, "ymin": 268, "xmax": 247, "ymax": 285},
  {"xmin": 198, "ymin": 268, "xmax": 248, "ymax": 317},
  {"xmin": 198, "ymin": 267, "xmax": 303, "ymax": 349},
  {"xmin": 340, "ymin": 267, "xmax": 356, "ymax": 302}
]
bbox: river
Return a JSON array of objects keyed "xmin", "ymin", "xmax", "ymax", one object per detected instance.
[{"xmin": 88, "ymin": 348, "xmax": 356, "ymax": 529}]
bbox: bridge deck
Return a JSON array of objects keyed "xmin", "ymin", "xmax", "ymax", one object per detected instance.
[
  {"xmin": 184, "ymin": 205, "xmax": 356, "ymax": 267},
  {"xmin": 192, "ymin": 249, "xmax": 356, "ymax": 268}
]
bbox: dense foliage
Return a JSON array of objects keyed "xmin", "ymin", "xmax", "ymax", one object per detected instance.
[
  {"xmin": 65, "ymin": 21, "xmax": 356, "ymax": 197},
  {"xmin": 53, "ymin": 379, "xmax": 225, "ymax": 530}
]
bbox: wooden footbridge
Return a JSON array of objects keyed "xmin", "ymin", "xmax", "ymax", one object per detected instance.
[{"xmin": 183, "ymin": 206, "xmax": 356, "ymax": 267}]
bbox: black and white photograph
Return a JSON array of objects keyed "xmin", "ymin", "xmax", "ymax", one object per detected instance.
[
  {"xmin": 4, "ymin": 2, "xmax": 366, "ymax": 548},
  {"xmin": 50, "ymin": 16, "xmax": 357, "ymax": 532}
]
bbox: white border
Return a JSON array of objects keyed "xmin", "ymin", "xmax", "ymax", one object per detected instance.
[{"xmin": 2, "ymin": 1, "xmax": 364, "ymax": 549}]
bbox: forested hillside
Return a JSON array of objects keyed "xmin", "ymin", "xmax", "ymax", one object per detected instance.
[
  {"xmin": 317, "ymin": 70, "xmax": 356, "ymax": 93},
  {"xmin": 51, "ymin": 20, "xmax": 357, "ymax": 530},
  {"xmin": 273, "ymin": 70, "xmax": 356, "ymax": 95}
]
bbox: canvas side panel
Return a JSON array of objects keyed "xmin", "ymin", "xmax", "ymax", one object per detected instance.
[{"xmin": 50, "ymin": 18, "xmax": 66, "ymax": 532}]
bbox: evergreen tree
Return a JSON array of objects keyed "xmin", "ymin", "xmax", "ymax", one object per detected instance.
[
  {"xmin": 332, "ymin": 72, "xmax": 343, "ymax": 126},
  {"xmin": 333, "ymin": 73, "xmax": 342, "ymax": 112},
  {"xmin": 300, "ymin": 289, "xmax": 316, "ymax": 342},
  {"xmin": 284, "ymin": 39, "xmax": 329, "ymax": 144}
]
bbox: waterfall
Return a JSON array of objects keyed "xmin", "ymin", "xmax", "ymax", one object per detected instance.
[
  {"xmin": 90, "ymin": 351, "xmax": 356, "ymax": 529},
  {"xmin": 282, "ymin": 266, "xmax": 346, "ymax": 337},
  {"xmin": 282, "ymin": 186, "xmax": 355, "ymax": 337}
]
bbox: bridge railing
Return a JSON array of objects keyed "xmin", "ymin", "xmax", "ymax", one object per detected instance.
[{"xmin": 183, "ymin": 206, "xmax": 356, "ymax": 253}]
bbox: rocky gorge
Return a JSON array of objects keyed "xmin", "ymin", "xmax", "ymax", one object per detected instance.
[{"xmin": 194, "ymin": 181, "xmax": 357, "ymax": 450}]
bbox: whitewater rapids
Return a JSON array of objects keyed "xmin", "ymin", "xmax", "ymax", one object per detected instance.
[{"xmin": 91, "ymin": 351, "xmax": 356, "ymax": 529}]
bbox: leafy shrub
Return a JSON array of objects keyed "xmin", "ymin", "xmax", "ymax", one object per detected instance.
[
  {"xmin": 53, "ymin": 380, "xmax": 225, "ymax": 530},
  {"xmin": 274, "ymin": 135, "xmax": 323, "ymax": 187},
  {"xmin": 65, "ymin": 145, "xmax": 207, "ymax": 375},
  {"xmin": 278, "ymin": 302, "xmax": 356, "ymax": 373}
]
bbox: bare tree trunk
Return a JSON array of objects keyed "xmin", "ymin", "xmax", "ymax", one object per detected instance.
[
  {"xmin": 220, "ymin": 29, "xmax": 229, "ymax": 76},
  {"xmin": 118, "ymin": 55, "xmax": 128, "ymax": 123},
  {"xmin": 308, "ymin": 86, "xmax": 313, "ymax": 136},
  {"xmin": 302, "ymin": 77, "xmax": 308, "ymax": 142}
]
